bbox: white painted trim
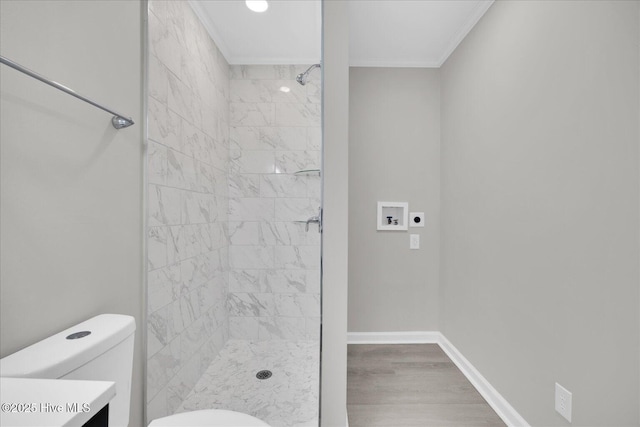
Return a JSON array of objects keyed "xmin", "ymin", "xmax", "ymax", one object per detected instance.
[
  {"xmin": 189, "ymin": 0, "xmax": 321, "ymax": 66},
  {"xmin": 347, "ymin": 331, "xmax": 529, "ymax": 427},
  {"xmin": 436, "ymin": 0, "xmax": 494, "ymax": 67},
  {"xmin": 349, "ymin": 60, "xmax": 441, "ymax": 68},
  {"xmin": 227, "ymin": 56, "xmax": 322, "ymax": 66},
  {"xmin": 347, "ymin": 331, "xmax": 440, "ymax": 344},
  {"xmin": 188, "ymin": 0, "xmax": 232, "ymax": 63},
  {"xmin": 438, "ymin": 335, "xmax": 530, "ymax": 427}
]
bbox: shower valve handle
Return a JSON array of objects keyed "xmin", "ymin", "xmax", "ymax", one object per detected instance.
[{"xmin": 305, "ymin": 216, "xmax": 321, "ymax": 232}]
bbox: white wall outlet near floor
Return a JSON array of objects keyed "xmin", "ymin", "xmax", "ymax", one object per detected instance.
[
  {"xmin": 410, "ymin": 234, "xmax": 420, "ymax": 249},
  {"xmin": 555, "ymin": 382, "xmax": 572, "ymax": 422}
]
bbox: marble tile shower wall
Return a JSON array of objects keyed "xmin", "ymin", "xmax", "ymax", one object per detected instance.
[
  {"xmin": 146, "ymin": 1, "xmax": 230, "ymax": 420},
  {"xmin": 228, "ymin": 65, "xmax": 322, "ymax": 341}
]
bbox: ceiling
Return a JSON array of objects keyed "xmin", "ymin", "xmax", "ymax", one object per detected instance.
[{"xmin": 190, "ymin": 0, "xmax": 493, "ymax": 67}]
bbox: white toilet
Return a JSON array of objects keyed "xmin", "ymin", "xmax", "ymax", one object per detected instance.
[
  {"xmin": 148, "ymin": 409, "xmax": 270, "ymax": 426},
  {"xmin": 0, "ymin": 314, "xmax": 136, "ymax": 426},
  {"xmin": 0, "ymin": 313, "xmax": 270, "ymax": 427}
]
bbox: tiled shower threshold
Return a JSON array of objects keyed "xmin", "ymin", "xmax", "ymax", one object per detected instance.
[{"xmin": 178, "ymin": 340, "xmax": 320, "ymax": 427}]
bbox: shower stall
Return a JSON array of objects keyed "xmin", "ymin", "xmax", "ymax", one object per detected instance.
[{"xmin": 145, "ymin": 1, "xmax": 322, "ymax": 426}]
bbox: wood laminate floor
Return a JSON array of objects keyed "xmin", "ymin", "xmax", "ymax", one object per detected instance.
[{"xmin": 347, "ymin": 344, "xmax": 507, "ymax": 427}]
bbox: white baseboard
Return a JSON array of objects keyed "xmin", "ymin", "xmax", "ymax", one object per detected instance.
[
  {"xmin": 347, "ymin": 331, "xmax": 530, "ymax": 427},
  {"xmin": 347, "ymin": 331, "xmax": 440, "ymax": 344},
  {"xmin": 437, "ymin": 334, "xmax": 530, "ymax": 427}
]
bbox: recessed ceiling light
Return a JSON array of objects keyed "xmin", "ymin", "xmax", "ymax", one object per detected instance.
[
  {"xmin": 246, "ymin": 0, "xmax": 268, "ymax": 13},
  {"xmin": 279, "ymin": 86, "xmax": 290, "ymax": 93}
]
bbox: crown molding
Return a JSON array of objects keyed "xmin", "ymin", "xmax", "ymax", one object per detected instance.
[
  {"xmin": 436, "ymin": 0, "xmax": 494, "ymax": 67},
  {"xmin": 188, "ymin": 0, "xmax": 232, "ymax": 64}
]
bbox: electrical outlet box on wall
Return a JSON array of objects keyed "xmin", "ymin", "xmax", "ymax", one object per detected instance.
[
  {"xmin": 377, "ymin": 201, "xmax": 408, "ymax": 230},
  {"xmin": 555, "ymin": 382, "xmax": 572, "ymax": 422},
  {"xmin": 409, "ymin": 212, "xmax": 425, "ymax": 227}
]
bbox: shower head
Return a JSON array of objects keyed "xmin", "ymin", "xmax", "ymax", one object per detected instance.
[{"xmin": 296, "ymin": 63, "xmax": 321, "ymax": 86}]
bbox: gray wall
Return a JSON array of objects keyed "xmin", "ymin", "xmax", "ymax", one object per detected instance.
[
  {"xmin": 440, "ymin": 1, "xmax": 639, "ymax": 425},
  {"xmin": 0, "ymin": 1, "xmax": 144, "ymax": 425},
  {"xmin": 348, "ymin": 67, "xmax": 440, "ymax": 332},
  {"xmin": 321, "ymin": 1, "xmax": 349, "ymax": 425}
]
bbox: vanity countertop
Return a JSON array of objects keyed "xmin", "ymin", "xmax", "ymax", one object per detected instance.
[{"xmin": 0, "ymin": 377, "xmax": 115, "ymax": 426}]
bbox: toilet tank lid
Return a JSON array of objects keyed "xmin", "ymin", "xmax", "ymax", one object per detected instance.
[{"xmin": 0, "ymin": 314, "xmax": 135, "ymax": 379}]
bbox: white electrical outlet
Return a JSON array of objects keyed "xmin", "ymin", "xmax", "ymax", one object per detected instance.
[
  {"xmin": 555, "ymin": 382, "xmax": 572, "ymax": 422},
  {"xmin": 410, "ymin": 234, "xmax": 420, "ymax": 249}
]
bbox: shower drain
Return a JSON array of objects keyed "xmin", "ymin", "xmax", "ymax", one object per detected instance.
[{"xmin": 256, "ymin": 370, "xmax": 272, "ymax": 380}]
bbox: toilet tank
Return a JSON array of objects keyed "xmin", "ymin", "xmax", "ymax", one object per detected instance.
[{"xmin": 0, "ymin": 314, "xmax": 135, "ymax": 427}]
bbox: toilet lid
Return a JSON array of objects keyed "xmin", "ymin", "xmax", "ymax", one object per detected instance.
[{"xmin": 148, "ymin": 409, "xmax": 271, "ymax": 427}]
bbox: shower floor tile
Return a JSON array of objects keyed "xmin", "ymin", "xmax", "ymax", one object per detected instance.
[{"xmin": 178, "ymin": 340, "xmax": 320, "ymax": 427}]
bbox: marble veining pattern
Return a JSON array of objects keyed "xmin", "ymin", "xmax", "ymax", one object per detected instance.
[
  {"xmin": 228, "ymin": 64, "xmax": 321, "ymax": 342},
  {"xmin": 148, "ymin": 5, "xmax": 321, "ymax": 421},
  {"xmin": 178, "ymin": 340, "xmax": 320, "ymax": 427},
  {"xmin": 147, "ymin": 0, "xmax": 230, "ymax": 420}
]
